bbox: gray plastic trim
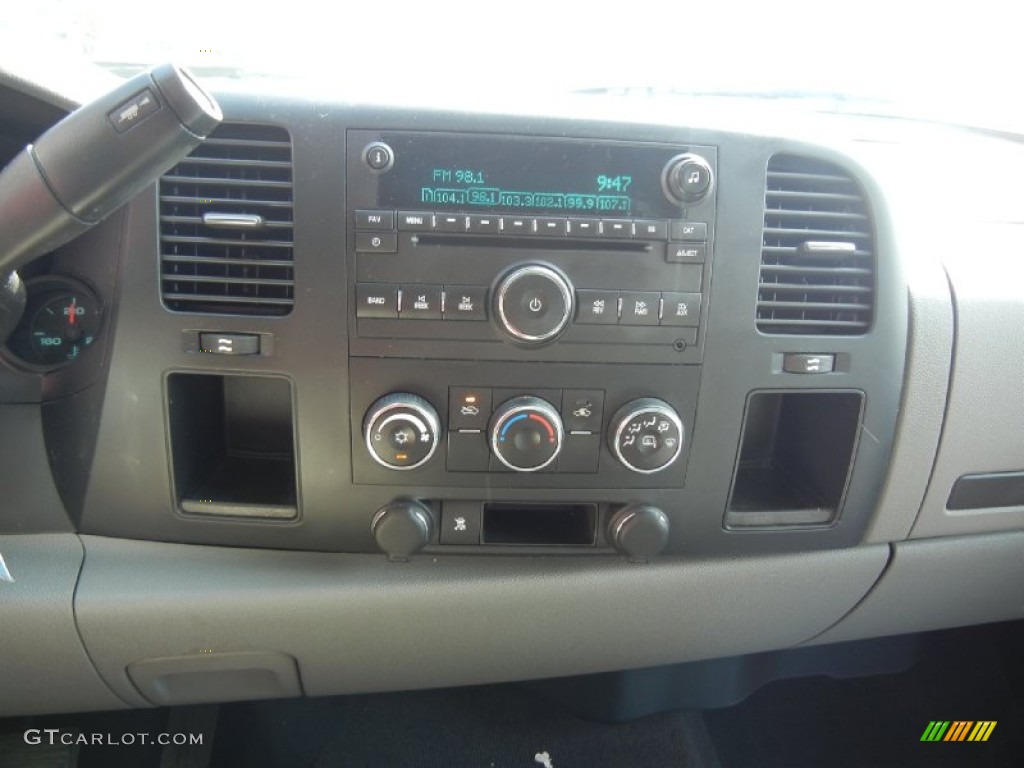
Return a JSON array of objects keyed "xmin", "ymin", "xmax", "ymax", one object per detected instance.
[
  {"xmin": 75, "ymin": 535, "xmax": 887, "ymax": 704},
  {"xmin": 913, "ymin": 223, "xmax": 1024, "ymax": 537},
  {"xmin": 127, "ymin": 650, "xmax": 302, "ymax": 706},
  {"xmin": 0, "ymin": 406, "xmax": 73, "ymax": 533},
  {"xmin": 864, "ymin": 256, "xmax": 953, "ymax": 543},
  {"xmin": 0, "ymin": 534, "xmax": 128, "ymax": 716},
  {"xmin": 806, "ymin": 532, "xmax": 1024, "ymax": 646}
]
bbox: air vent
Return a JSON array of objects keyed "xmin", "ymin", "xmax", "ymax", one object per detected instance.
[
  {"xmin": 160, "ymin": 124, "xmax": 294, "ymax": 315},
  {"xmin": 758, "ymin": 154, "xmax": 874, "ymax": 335}
]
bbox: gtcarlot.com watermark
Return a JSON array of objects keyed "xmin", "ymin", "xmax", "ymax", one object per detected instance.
[{"xmin": 24, "ymin": 729, "xmax": 203, "ymax": 747}]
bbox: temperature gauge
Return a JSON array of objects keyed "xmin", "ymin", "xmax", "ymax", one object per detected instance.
[{"xmin": 6, "ymin": 278, "xmax": 103, "ymax": 369}]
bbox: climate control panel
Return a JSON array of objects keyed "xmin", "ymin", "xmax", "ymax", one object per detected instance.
[{"xmin": 350, "ymin": 358, "xmax": 698, "ymax": 490}]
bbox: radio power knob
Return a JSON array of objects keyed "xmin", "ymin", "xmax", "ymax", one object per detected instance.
[{"xmin": 494, "ymin": 264, "xmax": 574, "ymax": 345}]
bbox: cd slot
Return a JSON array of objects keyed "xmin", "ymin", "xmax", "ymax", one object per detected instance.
[{"xmin": 414, "ymin": 234, "xmax": 652, "ymax": 253}]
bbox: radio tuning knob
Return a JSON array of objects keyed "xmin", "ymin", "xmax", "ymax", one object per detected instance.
[
  {"xmin": 364, "ymin": 393, "xmax": 441, "ymax": 470},
  {"xmin": 662, "ymin": 153, "xmax": 714, "ymax": 204},
  {"xmin": 608, "ymin": 398, "xmax": 685, "ymax": 474},
  {"xmin": 493, "ymin": 264, "xmax": 574, "ymax": 345},
  {"xmin": 489, "ymin": 395, "xmax": 564, "ymax": 472}
]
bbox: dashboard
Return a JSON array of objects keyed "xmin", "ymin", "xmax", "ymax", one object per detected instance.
[{"xmin": 1, "ymin": 71, "xmax": 1023, "ymax": 716}]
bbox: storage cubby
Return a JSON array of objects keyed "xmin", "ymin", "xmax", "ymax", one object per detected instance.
[
  {"xmin": 167, "ymin": 373, "xmax": 297, "ymax": 519},
  {"xmin": 726, "ymin": 391, "xmax": 863, "ymax": 528}
]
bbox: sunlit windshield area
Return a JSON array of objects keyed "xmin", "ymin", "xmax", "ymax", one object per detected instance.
[{"xmin": 0, "ymin": 0, "xmax": 1020, "ymax": 132}]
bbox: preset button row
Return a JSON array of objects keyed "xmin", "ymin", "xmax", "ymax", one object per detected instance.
[{"xmin": 354, "ymin": 209, "xmax": 708, "ymax": 243}]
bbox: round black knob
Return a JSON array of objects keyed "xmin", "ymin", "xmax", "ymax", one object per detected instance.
[
  {"xmin": 372, "ymin": 500, "xmax": 433, "ymax": 559},
  {"xmin": 609, "ymin": 398, "xmax": 684, "ymax": 474},
  {"xmin": 364, "ymin": 393, "xmax": 441, "ymax": 470},
  {"xmin": 489, "ymin": 395, "xmax": 564, "ymax": 472},
  {"xmin": 363, "ymin": 141, "xmax": 394, "ymax": 172},
  {"xmin": 608, "ymin": 504, "xmax": 670, "ymax": 560},
  {"xmin": 494, "ymin": 264, "xmax": 574, "ymax": 345},
  {"xmin": 662, "ymin": 153, "xmax": 714, "ymax": 204}
]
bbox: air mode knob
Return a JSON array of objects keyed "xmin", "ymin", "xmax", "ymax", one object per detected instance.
[
  {"xmin": 608, "ymin": 398, "xmax": 684, "ymax": 474},
  {"xmin": 489, "ymin": 395, "xmax": 564, "ymax": 472},
  {"xmin": 364, "ymin": 393, "xmax": 441, "ymax": 470}
]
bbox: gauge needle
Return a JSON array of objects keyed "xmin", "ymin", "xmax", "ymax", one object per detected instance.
[{"xmin": 68, "ymin": 297, "xmax": 76, "ymax": 326}]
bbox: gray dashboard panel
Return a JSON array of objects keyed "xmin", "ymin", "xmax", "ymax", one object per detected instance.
[
  {"xmin": 913, "ymin": 222, "xmax": 1024, "ymax": 537},
  {"xmin": 807, "ymin": 531, "xmax": 1024, "ymax": 646},
  {"xmin": 864, "ymin": 255, "xmax": 953, "ymax": 543},
  {"xmin": 0, "ymin": 534, "xmax": 127, "ymax": 715},
  {"xmin": 75, "ymin": 535, "xmax": 888, "ymax": 706}
]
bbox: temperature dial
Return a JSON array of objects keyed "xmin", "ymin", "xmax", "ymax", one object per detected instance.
[
  {"xmin": 609, "ymin": 398, "xmax": 684, "ymax": 474},
  {"xmin": 5, "ymin": 278, "xmax": 102, "ymax": 369},
  {"xmin": 489, "ymin": 396, "xmax": 564, "ymax": 472},
  {"xmin": 364, "ymin": 393, "xmax": 441, "ymax": 470}
]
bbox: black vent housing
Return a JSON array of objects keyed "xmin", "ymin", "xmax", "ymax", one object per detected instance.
[
  {"xmin": 758, "ymin": 154, "xmax": 874, "ymax": 335},
  {"xmin": 160, "ymin": 124, "xmax": 294, "ymax": 315}
]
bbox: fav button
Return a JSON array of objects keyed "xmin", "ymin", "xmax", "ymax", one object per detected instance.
[{"xmin": 354, "ymin": 210, "xmax": 395, "ymax": 230}]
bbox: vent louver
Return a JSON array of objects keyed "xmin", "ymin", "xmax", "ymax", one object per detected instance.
[
  {"xmin": 160, "ymin": 124, "xmax": 294, "ymax": 315},
  {"xmin": 757, "ymin": 154, "xmax": 874, "ymax": 335}
]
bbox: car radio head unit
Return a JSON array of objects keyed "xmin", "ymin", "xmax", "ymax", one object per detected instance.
[{"xmin": 346, "ymin": 130, "xmax": 717, "ymax": 367}]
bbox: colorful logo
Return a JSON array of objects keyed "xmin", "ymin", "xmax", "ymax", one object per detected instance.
[{"xmin": 920, "ymin": 721, "xmax": 997, "ymax": 742}]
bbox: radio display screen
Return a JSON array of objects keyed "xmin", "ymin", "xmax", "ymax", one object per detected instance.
[{"xmin": 375, "ymin": 132, "xmax": 685, "ymax": 219}]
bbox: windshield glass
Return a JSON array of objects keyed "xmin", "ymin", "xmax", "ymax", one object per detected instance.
[{"xmin": 0, "ymin": 0, "xmax": 1019, "ymax": 133}]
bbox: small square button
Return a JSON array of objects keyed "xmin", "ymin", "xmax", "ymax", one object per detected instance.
[
  {"xmin": 660, "ymin": 292, "xmax": 701, "ymax": 327},
  {"xmin": 449, "ymin": 387, "xmax": 491, "ymax": 431},
  {"xmin": 446, "ymin": 431, "xmax": 490, "ymax": 472},
  {"xmin": 619, "ymin": 291, "xmax": 660, "ymax": 326},
  {"xmin": 400, "ymin": 284, "xmax": 442, "ymax": 319},
  {"xmin": 576, "ymin": 290, "xmax": 618, "ymax": 325},
  {"xmin": 355, "ymin": 283, "xmax": 399, "ymax": 318},
  {"xmin": 558, "ymin": 434, "xmax": 601, "ymax": 473},
  {"xmin": 443, "ymin": 286, "xmax": 488, "ymax": 321},
  {"xmin": 562, "ymin": 389, "xmax": 604, "ymax": 433},
  {"xmin": 440, "ymin": 501, "xmax": 482, "ymax": 544}
]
